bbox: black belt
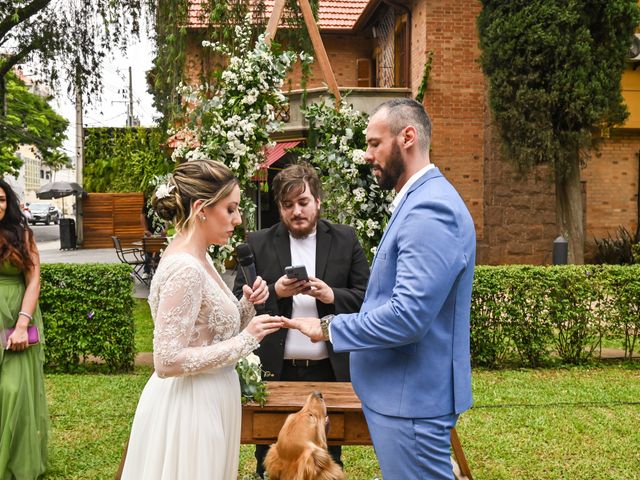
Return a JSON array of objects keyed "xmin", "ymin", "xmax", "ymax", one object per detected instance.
[{"xmin": 283, "ymin": 358, "xmax": 330, "ymax": 368}]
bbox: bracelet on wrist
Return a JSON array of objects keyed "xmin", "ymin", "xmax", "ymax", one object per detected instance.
[
  {"xmin": 320, "ymin": 314, "xmax": 334, "ymax": 341},
  {"xmin": 18, "ymin": 311, "xmax": 33, "ymax": 321}
]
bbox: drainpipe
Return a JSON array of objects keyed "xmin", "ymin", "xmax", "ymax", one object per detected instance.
[{"xmin": 383, "ymin": 0, "xmax": 411, "ymax": 89}]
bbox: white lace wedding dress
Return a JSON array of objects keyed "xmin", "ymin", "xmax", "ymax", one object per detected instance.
[{"xmin": 121, "ymin": 253, "xmax": 259, "ymax": 480}]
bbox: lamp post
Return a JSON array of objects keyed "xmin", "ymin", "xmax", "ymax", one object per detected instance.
[{"xmin": 553, "ymin": 235, "xmax": 568, "ymax": 265}]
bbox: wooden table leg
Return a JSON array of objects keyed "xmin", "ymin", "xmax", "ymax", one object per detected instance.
[
  {"xmin": 450, "ymin": 427, "xmax": 473, "ymax": 480},
  {"xmin": 114, "ymin": 439, "xmax": 129, "ymax": 480}
]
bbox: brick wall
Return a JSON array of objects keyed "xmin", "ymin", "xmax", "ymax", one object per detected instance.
[
  {"xmin": 583, "ymin": 132, "xmax": 639, "ymax": 240},
  {"xmin": 420, "ymin": 0, "xmax": 486, "ymax": 241},
  {"xmin": 284, "ymin": 34, "xmax": 373, "ymax": 90},
  {"xmin": 180, "ymin": 6, "xmax": 640, "ymax": 265},
  {"xmin": 481, "ymin": 123, "xmax": 558, "ymax": 265}
]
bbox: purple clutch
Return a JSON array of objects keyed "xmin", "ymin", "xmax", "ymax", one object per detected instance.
[{"xmin": 4, "ymin": 325, "xmax": 40, "ymax": 345}]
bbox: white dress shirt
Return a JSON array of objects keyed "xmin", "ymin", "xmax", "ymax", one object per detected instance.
[{"xmin": 283, "ymin": 231, "xmax": 329, "ymax": 360}]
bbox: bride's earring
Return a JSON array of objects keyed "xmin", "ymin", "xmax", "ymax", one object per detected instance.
[{"xmin": 199, "ymin": 214, "xmax": 207, "ymax": 222}]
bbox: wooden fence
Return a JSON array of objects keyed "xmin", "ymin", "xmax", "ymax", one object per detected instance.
[{"xmin": 82, "ymin": 193, "xmax": 144, "ymax": 248}]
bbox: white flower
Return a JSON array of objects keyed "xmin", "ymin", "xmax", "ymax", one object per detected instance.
[
  {"xmin": 185, "ymin": 149, "xmax": 209, "ymax": 161},
  {"xmin": 246, "ymin": 353, "xmax": 261, "ymax": 367},
  {"xmin": 155, "ymin": 183, "xmax": 175, "ymax": 199},
  {"xmin": 352, "ymin": 149, "xmax": 366, "ymax": 165}
]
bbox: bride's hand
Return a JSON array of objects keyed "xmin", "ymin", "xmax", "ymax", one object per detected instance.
[
  {"xmin": 242, "ymin": 276, "xmax": 269, "ymax": 305},
  {"xmin": 245, "ymin": 314, "xmax": 284, "ymax": 342}
]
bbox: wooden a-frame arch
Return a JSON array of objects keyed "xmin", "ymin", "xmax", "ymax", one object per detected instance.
[{"xmin": 264, "ymin": 0, "xmax": 342, "ymax": 105}]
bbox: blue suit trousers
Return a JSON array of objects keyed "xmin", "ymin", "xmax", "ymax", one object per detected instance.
[{"xmin": 362, "ymin": 404, "xmax": 459, "ymax": 480}]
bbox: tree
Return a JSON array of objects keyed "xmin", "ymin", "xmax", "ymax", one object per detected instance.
[
  {"xmin": 478, "ymin": 0, "xmax": 640, "ymax": 263},
  {"xmin": 0, "ymin": 70, "xmax": 68, "ymax": 175},
  {"xmin": 0, "ymin": 0, "xmax": 152, "ymax": 111}
]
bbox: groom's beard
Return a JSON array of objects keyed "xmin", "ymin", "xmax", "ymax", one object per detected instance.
[{"xmin": 375, "ymin": 140, "xmax": 405, "ymax": 191}]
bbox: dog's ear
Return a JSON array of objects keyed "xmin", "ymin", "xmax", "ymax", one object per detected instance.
[
  {"xmin": 297, "ymin": 445, "xmax": 345, "ymax": 480},
  {"xmin": 263, "ymin": 444, "xmax": 282, "ymax": 480}
]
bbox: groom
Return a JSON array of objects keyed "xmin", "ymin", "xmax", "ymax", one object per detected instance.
[{"xmin": 285, "ymin": 98, "xmax": 476, "ymax": 479}]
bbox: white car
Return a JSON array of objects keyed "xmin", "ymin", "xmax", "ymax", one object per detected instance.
[{"xmin": 28, "ymin": 203, "xmax": 60, "ymax": 225}]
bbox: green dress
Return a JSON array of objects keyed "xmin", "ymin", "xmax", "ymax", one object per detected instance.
[{"xmin": 0, "ymin": 260, "xmax": 48, "ymax": 479}]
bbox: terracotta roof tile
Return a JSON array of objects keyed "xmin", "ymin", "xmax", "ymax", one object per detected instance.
[{"xmin": 188, "ymin": 0, "xmax": 368, "ymax": 31}]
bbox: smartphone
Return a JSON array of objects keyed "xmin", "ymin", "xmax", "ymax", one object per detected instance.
[{"xmin": 285, "ymin": 265, "xmax": 309, "ymax": 281}]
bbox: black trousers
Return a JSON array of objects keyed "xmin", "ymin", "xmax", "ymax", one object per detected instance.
[{"xmin": 255, "ymin": 358, "xmax": 343, "ymax": 478}]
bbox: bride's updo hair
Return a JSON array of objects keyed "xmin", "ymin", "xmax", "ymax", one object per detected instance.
[{"xmin": 152, "ymin": 159, "xmax": 239, "ymax": 233}]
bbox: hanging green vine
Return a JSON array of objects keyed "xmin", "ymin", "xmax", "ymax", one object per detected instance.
[{"xmin": 415, "ymin": 50, "xmax": 434, "ymax": 104}]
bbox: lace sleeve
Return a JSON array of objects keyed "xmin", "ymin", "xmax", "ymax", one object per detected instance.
[
  {"xmin": 237, "ymin": 296, "xmax": 256, "ymax": 329},
  {"xmin": 153, "ymin": 263, "xmax": 259, "ymax": 378}
]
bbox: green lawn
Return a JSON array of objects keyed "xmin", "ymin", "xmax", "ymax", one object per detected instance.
[
  {"xmin": 43, "ymin": 363, "xmax": 640, "ymax": 479},
  {"xmin": 133, "ymin": 298, "xmax": 153, "ymax": 353},
  {"xmin": 42, "ymin": 302, "xmax": 639, "ymax": 479}
]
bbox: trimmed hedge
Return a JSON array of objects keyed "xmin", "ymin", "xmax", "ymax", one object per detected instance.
[
  {"xmin": 40, "ymin": 263, "xmax": 135, "ymax": 372},
  {"xmin": 472, "ymin": 265, "xmax": 640, "ymax": 367},
  {"xmin": 35, "ymin": 263, "xmax": 640, "ymax": 372}
]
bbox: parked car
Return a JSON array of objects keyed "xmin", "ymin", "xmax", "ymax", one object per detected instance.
[
  {"xmin": 28, "ymin": 202, "xmax": 60, "ymax": 225},
  {"xmin": 20, "ymin": 203, "xmax": 32, "ymax": 221}
]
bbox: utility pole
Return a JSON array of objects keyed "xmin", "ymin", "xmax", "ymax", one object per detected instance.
[{"xmin": 75, "ymin": 71, "xmax": 84, "ymax": 245}]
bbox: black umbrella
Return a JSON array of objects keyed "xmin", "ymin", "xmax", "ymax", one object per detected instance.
[{"xmin": 36, "ymin": 181, "xmax": 86, "ymax": 200}]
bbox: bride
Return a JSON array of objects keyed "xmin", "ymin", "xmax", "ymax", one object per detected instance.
[{"xmin": 121, "ymin": 159, "xmax": 284, "ymax": 479}]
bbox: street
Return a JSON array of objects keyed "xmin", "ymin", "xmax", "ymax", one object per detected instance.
[{"xmin": 31, "ymin": 223, "xmax": 60, "ymax": 245}]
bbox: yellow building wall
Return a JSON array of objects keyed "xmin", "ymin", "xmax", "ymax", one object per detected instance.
[{"xmin": 621, "ymin": 67, "xmax": 640, "ymax": 128}]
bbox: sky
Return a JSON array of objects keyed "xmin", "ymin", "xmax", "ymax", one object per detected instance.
[{"xmin": 47, "ymin": 32, "xmax": 159, "ymax": 161}]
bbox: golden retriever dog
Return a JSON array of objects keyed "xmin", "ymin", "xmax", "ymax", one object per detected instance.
[{"xmin": 264, "ymin": 392, "xmax": 345, "ymax": 480}]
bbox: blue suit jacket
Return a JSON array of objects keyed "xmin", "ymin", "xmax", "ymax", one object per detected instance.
[{"xmin": 331, "ymin": 167, "xmax": 475, "ymax": 418}]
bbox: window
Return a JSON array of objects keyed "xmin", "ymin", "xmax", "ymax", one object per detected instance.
[{"xmin": 394, "ymin": 15, "xmax": 408, "ymax": 88}]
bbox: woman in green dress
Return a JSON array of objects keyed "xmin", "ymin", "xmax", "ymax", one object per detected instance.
[{"xmin": 0, "ymin": 179, "xmax": 48, "ymax": 479}]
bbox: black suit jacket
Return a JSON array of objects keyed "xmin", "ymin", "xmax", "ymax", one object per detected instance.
[{"xmin": 232, "ymin": 219, "xmax": 370, "ymax": 381}]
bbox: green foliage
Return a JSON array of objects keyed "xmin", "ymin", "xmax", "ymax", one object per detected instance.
[
  {"xmin": 0, "ymin": 0, "xmax": 152, "ymax": 103},
  {"xmin": 151, "ymin": 0, "xmax": 318, "ymax": 124},
  {"xmin": 171, "ymin": 23, "xmax": 296, "ymax": 268},
  {"xmin": 298, "ymin": 98, "xmax": 392, "ymax": 261},
  {"xmin": 542, "ymin": 267, "xmax": 604, "ymax": 363},
  {"xmin": 40, "ymin": 263, "xmax": 135, "ymax": 372},
  {"xmin": 477, "ymin": 0, "xmax": 640, "ymax": 176},
  {"xmin": 0, "ymin": 71, "xmax": 68, "ymax": 176},
  {"xmin": 414, "ymin": 50, "xmax": 434, "ymax": 104},
  {"xmin": 236, "ymin": 354, "xmax": 272, "ymax": 406},
  {"xmin": 604, "ymin": 267, "xmax": 640, "ymax": 358},
  {"xmin": 472, "ymin": 265, "xmax": 640, "ymax": 366},
  {"xmin": 83, "ymin": 127, "xmax": 172, "ymax": 196}
]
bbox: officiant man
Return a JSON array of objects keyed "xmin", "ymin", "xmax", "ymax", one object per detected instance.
[{"xmin": 233, "ymin": 163, "xmax": 369, "ymax": 478}]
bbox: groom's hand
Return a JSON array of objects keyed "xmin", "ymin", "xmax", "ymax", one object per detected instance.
[{"xmin": 284, "ymin": 317, "xmax": 324, "ymax": 343}]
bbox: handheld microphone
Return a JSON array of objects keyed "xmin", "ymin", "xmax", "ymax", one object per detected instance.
[
  {"xmin": 236, "ymin": 243, "xmax": 265, "ymax": 314},
  {"xmin": 236, "ymin": 243, "xmax": 257, "ymax": 286}
]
